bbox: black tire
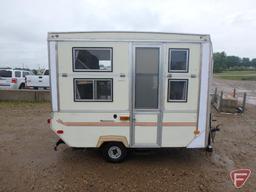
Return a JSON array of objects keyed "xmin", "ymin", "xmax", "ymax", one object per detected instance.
[
  {"xmin": 206, "ymin": 145, "xmax": 213, "ymax": 152},
  {"xmin": 19, "ymin": 83, "xmax": 25, "ymax": 89},
  {"xmin": 33, "ymin": 87, "xmax": 38, "ymax": 90},
  {"xmin": 101, "ymin": 142, "xmax": 127, "ymax": 163}
]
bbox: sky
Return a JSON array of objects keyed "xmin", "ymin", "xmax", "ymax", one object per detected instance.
[{"xmin": 0, "ymin": 0, "xmax": 255, "ymax": 69}]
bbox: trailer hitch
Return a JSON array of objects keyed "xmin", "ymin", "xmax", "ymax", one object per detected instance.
[{"xmin": 54, "ymin": 139, "xmax": 65, "ymax": 151}]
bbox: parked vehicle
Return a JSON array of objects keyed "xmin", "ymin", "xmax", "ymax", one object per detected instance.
[
  {"xmin": 0, "ymin": 68, "xmax": 33, "ymax": 89},
  {"xmin": 25, "ymin": 69, "xmax": 50, "ymax": 89},
  {"xmin": 48, "ymin": 31, "xmax": 214, "ymax": 162}
]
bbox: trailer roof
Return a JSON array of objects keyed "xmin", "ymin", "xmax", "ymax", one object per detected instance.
[{"xmin": 48, "ymin": 31, "xmax": 211, "ymax": 43}]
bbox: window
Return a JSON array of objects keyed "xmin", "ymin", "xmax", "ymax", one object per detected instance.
[
  {"xmin": 169, "ymin": 49, "xmax": 189, "ymax": 72},
  {"xmin": 74, "ymin": 79, "xmax": 113, "ymax": 101},
  {"xmin": 15, "ymin": 71, "xmax": 21, "ymax": 77},
  {"xmin": 22, "ymin": 71, "xmax": 29, "ymax": 77},
  {"xmin": 96, "ymin": 80, "xmax": 112, "ymax": 100},
  {"xmin": 73, "ymin": 48, "xmax": 112, "ymax": 72},
  {"xmin": 44, "ymin": 70, "xmax": 49, "ymax": 75},
  {"xmin": 0, "ymin": 70, "xmax": 12, "ymax": 77},
  {"xmin": 135, "ymin": 47, "xmax": 159, "ymax": 109},
  {"xmin": 168, "ymin": 79, "xmax": 188, "ymax": 102}
]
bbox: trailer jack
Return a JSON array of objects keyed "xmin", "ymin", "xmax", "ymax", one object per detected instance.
[
  {"xmin": 206, "ymin": 126, "xmax": 220, "ymax": 152},
  {"xmin": 54, "ymin": 139, "xmax": 65, "ymax": 151},
  {"xmin": 207, "ymin": 113, "xmax": 221, "ymax": 152}
]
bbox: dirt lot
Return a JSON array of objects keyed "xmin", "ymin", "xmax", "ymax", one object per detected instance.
[
  {"xmin": 0, "ymin": 80, "xmax": 256, "ymax": 192},
  {"xmin": 212, "ymin": 78, "xmax": 256, "ymax": 105}
]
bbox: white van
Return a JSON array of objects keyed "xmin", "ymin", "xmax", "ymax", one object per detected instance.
[
  {"xmin": 0, "ymin": 68, "xmax": 33, "ymax": 89},
  {"xmin": 48, "ymin": 31, "xmax": 215, "ymax": 162}
]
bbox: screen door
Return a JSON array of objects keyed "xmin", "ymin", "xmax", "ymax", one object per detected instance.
[{"xmin": 133, "ymin": 47, "xmax": 160, "ymax": 145}]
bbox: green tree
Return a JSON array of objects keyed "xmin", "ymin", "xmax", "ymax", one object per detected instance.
[
  {"xmin": 251, "ymin": 58, "xmax": 256, "ymax": 70},
  {"xmin": 241, "ymin": 58, "xmax": 250, "ymax": 67},
  {"xmin": 225, "ymin": 56, "xmax": 241, "ymax": 69},
  {"xmin": 213, "ymin": 52, "xmax": 256, "ymax": 72},
  {"xmin": 213, "ymin": 52, "xmax": 226, "ymax": 73}
]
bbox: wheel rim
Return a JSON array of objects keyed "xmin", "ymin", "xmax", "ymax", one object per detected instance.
[{"xmin": 108, "ymin": 146, "xmax": 122, "ymax": 159}]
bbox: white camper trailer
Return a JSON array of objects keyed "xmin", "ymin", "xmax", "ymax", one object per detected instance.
[{"xmin": 48, "ymin": 31, "xmax": 214, "ymax": 162}]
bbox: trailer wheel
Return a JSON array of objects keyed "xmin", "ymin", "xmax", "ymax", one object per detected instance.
[
  {"xmin": 101, "ymin": 142, "xmax": 127, "ymax": 163},
  {"xmin": 206, "ymin": 143, "xmax": 213, "ymax": 152}
]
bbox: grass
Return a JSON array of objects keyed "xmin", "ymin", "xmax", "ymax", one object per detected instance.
[{"xmin": 214, "ymin": 70, "xmax": 256, "ymax": 81}]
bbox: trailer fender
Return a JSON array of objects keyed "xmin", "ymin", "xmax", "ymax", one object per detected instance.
[{"xmin": 96, "ymin": 135, "xmax": 128, "ymax": 148}]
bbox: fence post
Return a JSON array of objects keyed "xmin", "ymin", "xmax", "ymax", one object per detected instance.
[
  {"xmin": 214, "ymin": 88, "xmax": 217, "ymax": 103},
  {"xmin": 219, "ymin": 91, "xmax": 223, "ymax": 112},
  {"xmin": 242, "ymin": 92, "xmax": 247, "ymax": 113},
  {"xmin": 233, "ymin": 88, "xmax": 236, "ymax": 98}
]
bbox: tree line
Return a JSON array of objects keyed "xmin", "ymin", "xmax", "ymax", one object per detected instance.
[{"xmin": 213, "ymin": 52, "xmax": 256, "ymax": 73}]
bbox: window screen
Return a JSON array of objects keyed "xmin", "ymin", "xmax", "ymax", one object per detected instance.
[
  {"xmin": 169, "ymin": 49, "xmax": 189, "ymax": 72},
  {"xmin": 73, "ymin": 48, "xmax": 112, "ymax": 72},
  {"xmin": 96, "ymin": 80, "xmax": 112, "ymax": 100},
  {"xmin": 15, "ymin": 71, "xmax": 21, "ymax": 77},
  {"xmin": 168, "ymin": 79, "xmax": 188, "ymax": 102},
  {"xmin": 74, "ymin": 79, "xmax": 112, "ymax": 101},
  {"xmin": 135, "ymin": 47, "xmax": 159, "ymax": 109}
]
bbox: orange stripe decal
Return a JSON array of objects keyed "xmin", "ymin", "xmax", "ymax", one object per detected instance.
[
  {"xmin": 57, "ymin": 119, "xmax": 196, "ymax": 127},
  {"xmin": 135, "ymin": 122, "xmax": 157, "ymax": 126},
  {"xmin": 57, "ymin": 119, "xmax": 130, "ymax": 126},
  {"xmin": 162, "ymin": 122, "xmax": 197, "ymax": 126}
]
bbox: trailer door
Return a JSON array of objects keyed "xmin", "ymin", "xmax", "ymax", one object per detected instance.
[{"xmin": 132, "ymin": 46, "xmax": 162, "ymax": 147}]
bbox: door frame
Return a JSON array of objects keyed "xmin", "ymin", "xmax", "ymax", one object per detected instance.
[{"xmin": 130, "ymin": 43, "xmax": 164, "ymax": 147}]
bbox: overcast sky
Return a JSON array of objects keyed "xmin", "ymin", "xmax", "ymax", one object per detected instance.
[{"xmin": 0, "ymin": 0, "xmax": 255, "ymax": 69}]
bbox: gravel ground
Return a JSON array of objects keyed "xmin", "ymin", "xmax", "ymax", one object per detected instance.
[{"xmin": 0, "ymin": 80, "xmax": 255, "ymax": 192}]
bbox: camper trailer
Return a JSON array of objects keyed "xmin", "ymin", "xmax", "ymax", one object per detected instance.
[{"xmin": 48, "ymin": 31, "xmax": 213, "ymax": 162}]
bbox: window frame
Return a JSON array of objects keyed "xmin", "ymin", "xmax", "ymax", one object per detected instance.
[
  {"xmin": 72, "ymin": 47, "xmax": 113, "ymax": 72},
  {"xmin": 168, "ymin": 48, "xmax": 189, "ymax": 73},
  {"xmin": 167, "ymin": 79, "xmax": 188, "ymax": 103},
  {"xmin": 73, "ymin": 78, "xmax": 113, "ymax": 102}
]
